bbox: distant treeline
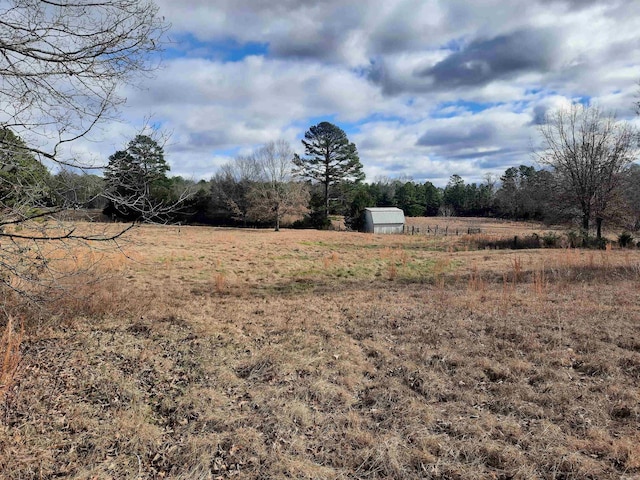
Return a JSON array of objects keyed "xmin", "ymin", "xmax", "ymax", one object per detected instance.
[
  {"xmin": 6, "ymin": 122, "xmax": 639, "ymax": 232},
  {"xmin": 42, "ymin": 163, "xmax": 640, "ymax": 233}
]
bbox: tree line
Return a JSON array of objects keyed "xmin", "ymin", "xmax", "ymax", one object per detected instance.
[{"xmin": 3, "ymin": 106, "xmax": 639, "ymax": 241}]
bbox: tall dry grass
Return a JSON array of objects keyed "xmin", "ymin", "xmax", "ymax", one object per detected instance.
[{"xmin": 0, "ymin": 316, "xmax": 23, "ymax": 400}]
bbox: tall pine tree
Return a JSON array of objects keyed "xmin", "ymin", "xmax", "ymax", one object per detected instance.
[{"xmin": 293, "ymin": 122, "xmax": 364, "ymax": 221}]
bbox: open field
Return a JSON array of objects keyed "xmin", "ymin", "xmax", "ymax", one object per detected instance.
[
  {"xmin": 404, "ymin": 217, "xmax": 566, "ymax": 237},
  {"xmin": 1, "ymin": 222, "xmax": 640, "ymax": 479}
]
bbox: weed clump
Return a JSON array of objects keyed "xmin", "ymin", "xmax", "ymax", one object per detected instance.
[
  {"xmin": 618, "ymin": 231, "xmax": 634, "ymax": 248},
  {"xmin": 0, "ymin": 316, "xmax": 23, "ymax": 400},
  {"xmin": 541, "ymin": 231, "xmax": 560, "ymax": 247}
]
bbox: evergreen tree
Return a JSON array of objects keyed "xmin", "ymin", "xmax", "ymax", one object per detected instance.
[
  {"xmin": 422, "ymin": 182, "xmax": 442, "ymax": 216},
  {"xmin": 395, "ymin": 182, "xmax": 423, "ymax": 217},
  {"xmin": 293, "ymin": 122, "xmax": 364, "ymax": 221},
  {"xmin": 104, "ymin": 134, "xmax": 172, "ymax": 221},
  {"xmin": 344, "ymin": 184, "xmax": 374, "ymax": 231},
  {"xmin": 443, "ymin": 174, "xmax": 466, "ymax": 214},
  {"xmin": 0, "ymin": 128, "xmax": 50, "ymax": 209}
]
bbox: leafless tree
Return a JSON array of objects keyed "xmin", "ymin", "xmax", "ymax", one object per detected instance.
[
  {"xmin": 537, "ymin": 104, "xmax": 638, "ymax": 239},
  {"xmin": 0, "ymin": 0, "xmax": 166, "ymax": 164},
  {"xmin": 0, "ymin": 0, "xmax": 167, "ymax": 303},
  {"xmin": 247, "ymin": 140, "xmax": 310, "ymax": 231},
  {"xmin": 50, "ymin": 169, "xmax": 106, "ymax": 210},
  {"xmin": 211, "ymin": 155, "xmax": 261, "ymax": 225}
]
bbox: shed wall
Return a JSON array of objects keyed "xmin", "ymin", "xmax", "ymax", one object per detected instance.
[
  {"xmin": 363, "ymin": 208, "xmax": 405, "ymax": 234},
  {"xmin": 373, "ymin": 224, "xmax": 404, "ymax": 234}
]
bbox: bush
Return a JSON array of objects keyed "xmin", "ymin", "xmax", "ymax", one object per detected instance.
[
  {"xmin": 565, "ymin": 231, "xmax": 580, "ymax": 248},
  {"xmin": 618, "ymin": 231, "xmax": 634, "ymax": 248},
  {"xmin": 291, "ymin": 212, "xmax": 332, "ymax": 230},
  {"xmin": 344, "ymin": 208, "xmax": 365, "ymax": 232},
  {"xmin": 583, "ymin": 236, "xmax": 609, "ymax": 250},
  {"xmin": 541, "ymin": 232, "xmax": 560, "ymax": 248}
]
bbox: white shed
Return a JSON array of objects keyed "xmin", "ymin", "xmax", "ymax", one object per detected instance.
[{"xmin": 363, "ymin": 207, "xmax": 405, "ymax": 234}]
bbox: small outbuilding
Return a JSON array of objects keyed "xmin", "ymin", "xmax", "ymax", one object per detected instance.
[{"xmin": 363, "ymin": 207, "xmax": 405, "ymax": 234}]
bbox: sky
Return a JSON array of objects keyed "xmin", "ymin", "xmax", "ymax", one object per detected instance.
[{"xmin": 86, "ymin": 0, "xmax": 640, "ymax": 186}]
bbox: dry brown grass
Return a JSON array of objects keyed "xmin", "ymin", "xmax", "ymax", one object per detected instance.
[
  {"xmin": 1, "ymin": 223, "xmax": 639, "ymax": 479},
  {"xmin": 0, "ymin": 316, "xmax": 23, "ymax": 400},
  {"xmin": 405, "ymin": 216, "xmax": 564, "ymax": 237}
]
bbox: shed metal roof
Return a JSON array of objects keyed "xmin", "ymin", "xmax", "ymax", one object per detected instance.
[{"xmin": 365, "ymin": 207, "xmax": 405, "ymax": 224}]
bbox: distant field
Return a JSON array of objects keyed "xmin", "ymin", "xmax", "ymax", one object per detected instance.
[
  {"xmin": 404, "ymin": 216, "xmax": 564, "ymax": 237},
  {"xmin": 1, "ymin": 223, "xmax": 639, "ymax": 479}
]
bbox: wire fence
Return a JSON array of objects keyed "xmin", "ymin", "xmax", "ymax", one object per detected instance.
[{"xmin": 403, "ymin": 224, "xmax": 482, "ymax": 236}]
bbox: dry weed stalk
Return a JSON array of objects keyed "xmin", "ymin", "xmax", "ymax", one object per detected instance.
[
  {"xmin": 214, "ymin": 272, "xmax": 226, "ymax": 292},
  {"xmin": 323, "ymin": 252, "xmax": 340, "ymax": 269},
  {"xmin": 388, "ymin": 262, "xmax": 398, "ymax": 280},
  {"xmin": 512, "ymin": 256, "xmax": 523, "ymax": 283},
  {"xmin": 0, "ymin": 316, "xmax": 23, "ymax": 400},
  {"xmin": 501, "ymin": 272, "xmax": 514, "ymax": 300},
  {"xmin": 468, "ymin": 264, "xmax": 485, "ymax": 291},
  {"xmin": 433, "ymin": 258, "xmax": 449, "ymax": 289},
  {"xmin": 400, "ymin": 250, "xmax": 409, "ymax": 266},
  {"xmin": 533, "ymin": 263, "xmax": 547, "ymax": 297}
]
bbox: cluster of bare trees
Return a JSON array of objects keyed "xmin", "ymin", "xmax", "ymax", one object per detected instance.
[
  {"xmin": 211, "ymin": 123, "xmax": 363, "ymax": 231},
  {"xmin": 212, "ymin": 140, "xmax": 309, "ymax": 231},
  {"xmin": 537, "ymin": 104, "xmax": 639, "ymax": 240}
]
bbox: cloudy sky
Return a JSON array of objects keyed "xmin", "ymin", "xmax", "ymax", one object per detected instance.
[{"xmin": 96, "ymin": 0, "xmax": 640, "ymax": 186}]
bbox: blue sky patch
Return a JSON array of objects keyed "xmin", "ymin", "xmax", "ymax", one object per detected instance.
[
  {"xmin": 165, "ymin": 34, "xmax": 269, "ymax": 62},
  {"xmin": 431, "ymin": 100, "xmax": 504, "ymax": 118}
]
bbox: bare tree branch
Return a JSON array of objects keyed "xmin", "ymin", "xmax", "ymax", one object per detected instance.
[
  {"xmin": 0, "ymin": 1, "xmax": 167, "ymax": 304},
  {"xmin": 536, "ymin": 104, "xmax": 638, "ymax": 239},
  {"xmin": 247, "ymin": 140, "xmax": 310, "ymax": 231}
]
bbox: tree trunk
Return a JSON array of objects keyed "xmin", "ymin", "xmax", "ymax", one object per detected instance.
[
  {"xmin": 596, "ymin": 217, "xmax": 603, "ymax": 239},
  {"xmin": 324, "ymin": 180, "xmax": 329, "ymax": 221},
  {"xmin": 275, "ymin": 204, "xmax": 280, "ymax": 232},
  {"xmin": 582, "ymin": 211, "xmax": 590, "ymax": 240}
]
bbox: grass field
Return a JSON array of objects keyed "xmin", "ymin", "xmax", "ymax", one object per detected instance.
[{"xmin": 1, "ymin": 220, "xmax": 639, "ymax": 479}]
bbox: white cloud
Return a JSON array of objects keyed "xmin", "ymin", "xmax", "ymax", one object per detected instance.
[{"xmin": 68, "ymin": 0, "xmax": 640, "ymax": 183}]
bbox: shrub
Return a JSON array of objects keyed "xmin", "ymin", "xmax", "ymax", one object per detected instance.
[
  {"xmin": 541, "ymin": 232, "xmax": 560, "ymax": 248},
  {"xmin": 583, "ymin": 236, "xmax": 609, "ymax": 250},
  {"xmin": 291, "ymin": 212, "xmax": 332, "ymax": 230},
  {"xmin": 565, "ymin": 231, "xmax": 580, "ymax": 248},
  {"xmin": 618, "ymin": 231, "xmax": 634, "ymax": 248}
]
